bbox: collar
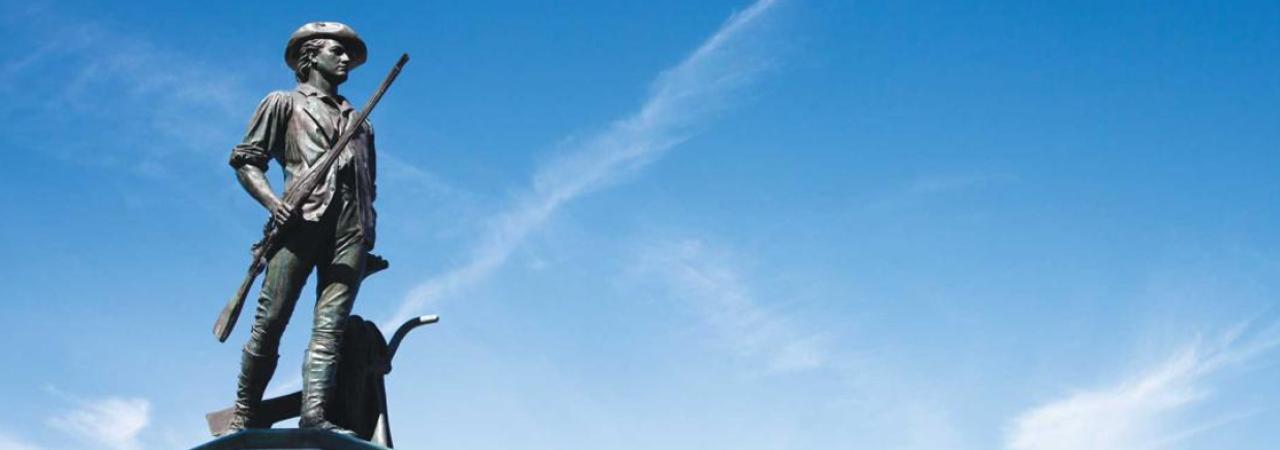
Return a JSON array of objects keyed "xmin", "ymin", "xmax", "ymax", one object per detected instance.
[{"xmin": 295, "ymin": 83, "xmax": 353, "ymax": 114}]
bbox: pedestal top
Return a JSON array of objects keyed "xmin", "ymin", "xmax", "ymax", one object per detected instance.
[{"xmin": 190, "ymin": 428, "xmax": 392, "ymax": 450}]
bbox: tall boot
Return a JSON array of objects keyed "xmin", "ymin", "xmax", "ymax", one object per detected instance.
[
  {"xmin": 299, "ymin": 330, "xmax": 356, "ymax": 436},
  {"xmin": 222, "ymin": 350, "xmax": 278, "ymax": 435}
]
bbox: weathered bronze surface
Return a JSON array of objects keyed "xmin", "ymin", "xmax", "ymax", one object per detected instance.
[
  {"xmin": 213, "ymin": 21, "xmax": 411, "ymax": 441},
  {"xmin": 214, "ymin": 49, "xmax": 407, "ymax": 343}
]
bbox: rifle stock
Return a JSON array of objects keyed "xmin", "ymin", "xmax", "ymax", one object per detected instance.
[
  {"xmin": 214, "ymin": 252, "xmax": 266, "ymax": 342},
  {"xmin": 213, "ymin": 53, "xmax": 409, "ymax": 342}
]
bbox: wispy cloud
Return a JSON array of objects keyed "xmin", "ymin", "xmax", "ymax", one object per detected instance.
[
  {"xmin": 0, "ymin": 429, "xmax": 45, "ymax": 450},
  {"xmin": 1005, "ymin": 322, "xmax": 1280, "ymax": 450},
  {"xmin": 387, "ymin": 0, "xmax": 784, "ymax": 326},
  {"xmin": 632, "ymin": 238, "xmax": 826, "ymax": 373},
  {"xmin": 48, "ymin": 395, "xmax": 151, "ymax": 450},
  {"xmin": 1, "ymin": 3, "xmax": 251, "ymax": 179},
  {"xmin": 625, "ymin": 237, "xmax": 983, "ymax": 449},
  {"xmin": 865, "ymin": 171, "xmax": 1017, "ymax": 212},
  {"xmin": 0, "ymin": 4, "xmax": 288, "ymax": 234}
]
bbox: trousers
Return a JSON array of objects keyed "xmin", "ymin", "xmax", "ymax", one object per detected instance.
[{"xmin": 242, "ymin": 185, "xmax": 367, "ymax": 419}]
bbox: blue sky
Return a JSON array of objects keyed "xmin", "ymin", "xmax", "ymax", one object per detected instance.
[{"xmin": 2, "ymin": 0, "xmax": 1279, "ymax": 449}]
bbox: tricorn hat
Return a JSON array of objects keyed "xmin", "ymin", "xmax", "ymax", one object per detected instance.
[{"xmin": 284, "ymin": 21, "xmax": 368, "ymax": 71}]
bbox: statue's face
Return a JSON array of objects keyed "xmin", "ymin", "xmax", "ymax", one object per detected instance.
[{"xmin": 311, "ymin": 39, "xmax": 351, "ymax": 83}]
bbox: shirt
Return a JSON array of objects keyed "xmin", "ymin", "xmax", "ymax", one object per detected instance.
[{"xmin": 229, "ymin": 83, "xmax": 377, "ymax": 246}]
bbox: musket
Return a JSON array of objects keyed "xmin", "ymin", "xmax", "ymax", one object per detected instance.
[{"xmin": 213, "ymin": 53, "xmax": 410, "ymax": 342}]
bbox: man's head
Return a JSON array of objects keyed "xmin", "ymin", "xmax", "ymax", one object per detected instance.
[
  {"xmin": 284, "ymin": 22, "xmax": 367, "ymax": 83},
  {"xmin": 295, "ymin": 38, "xmax": 350, "ymax": 83}
]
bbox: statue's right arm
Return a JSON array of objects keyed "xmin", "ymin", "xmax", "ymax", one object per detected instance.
[
  {"xmin": 230, "ymin": 91, "xmax": 294, "ymax": 225},
  {"xmin": 236, "ymin": 165, "xmax": 291, "ymax": 225}
]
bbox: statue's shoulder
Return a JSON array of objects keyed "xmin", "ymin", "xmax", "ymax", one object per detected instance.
[
  {"xmin": 248, "ymin": 90, "xmax": 299, "ymax": 118},
  {"xmin": 261, "ymin": 89, "xmax": 299, "ymax": 105}
]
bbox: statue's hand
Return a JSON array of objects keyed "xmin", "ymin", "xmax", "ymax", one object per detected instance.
[{"xmin": 270, "ymin": 199, "xmax": 294, "ymax": 226}]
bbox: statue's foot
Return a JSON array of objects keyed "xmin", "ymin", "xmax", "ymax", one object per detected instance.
[
  {"xmin": 215, "ymin": 425, "xmax": 245, "ymax": 437},
  {"xmin": 217, "ymin": 413, "xmax": 252, "ymax": 437},
  {"xmin": 300, "ymin": 418, "xmax": 357, "ymax": 437}
]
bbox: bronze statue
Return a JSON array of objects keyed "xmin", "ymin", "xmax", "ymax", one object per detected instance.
[{"xmin": 216, "ymin": 22, "xmax": 404, "ymax": 437}]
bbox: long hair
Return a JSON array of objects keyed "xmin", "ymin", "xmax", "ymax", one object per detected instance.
[{"xmin": 293, "ymin": 38, "xmax": 328, "ymax": 82}]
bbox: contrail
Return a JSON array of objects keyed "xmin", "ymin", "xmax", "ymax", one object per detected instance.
[{"xmin": 386, "ymin": 0, "xmax": 783, "ymax": 327}]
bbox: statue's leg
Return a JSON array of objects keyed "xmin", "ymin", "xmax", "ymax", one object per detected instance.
[
  {"xmin": 223, "ymin": 350, "xmax": 276, "ymax": 435},
  {"xmin": 224, "ymin": 225, "xmax": 319, "ymax": 434},
  {"xmin": 300, "ymin": 193, "xmax": 366, "ymax": 436}
]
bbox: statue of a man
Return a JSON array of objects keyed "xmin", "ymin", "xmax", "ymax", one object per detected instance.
[{"xmin": 223, "ymin": 22, "xmax": 379, "ymax": 436}]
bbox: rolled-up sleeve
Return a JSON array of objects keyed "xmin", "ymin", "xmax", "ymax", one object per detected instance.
[{"xmin": 229, "ymin": 91, "xmax": 292, "ymax": 171}]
